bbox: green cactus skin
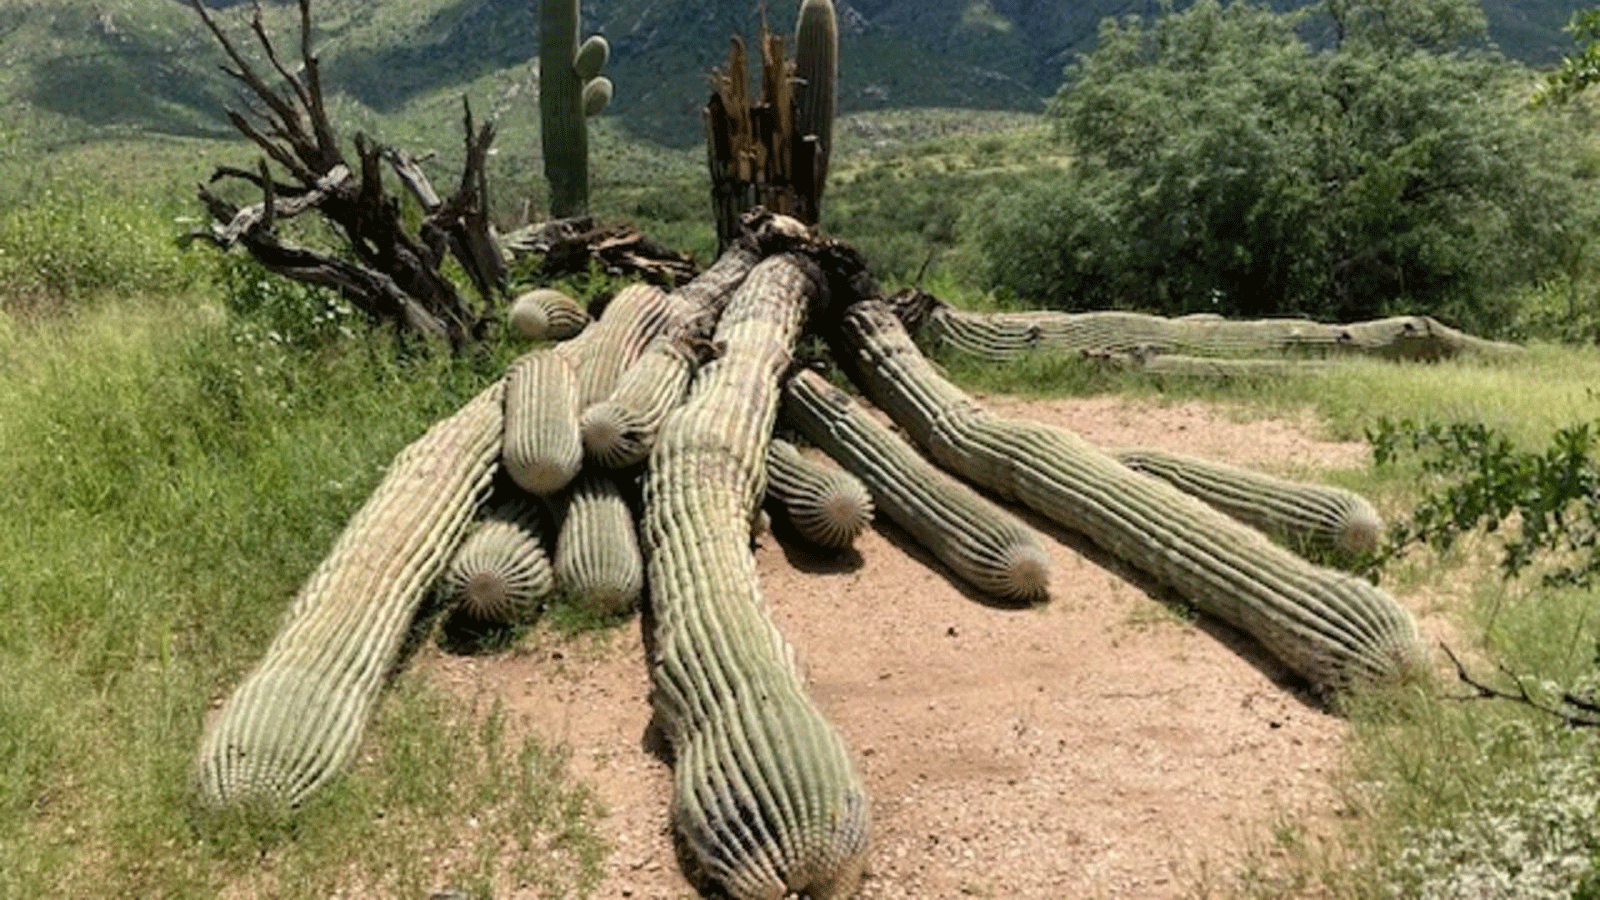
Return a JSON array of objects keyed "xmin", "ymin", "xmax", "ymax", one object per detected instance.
[
  {"xmin": 552, "ymin": 469, "xmax": 645, "ymax": 617},
  {"xmin": 643, "ymin": 252, "xmax": 870, "ymax": 900},
  {"xmin": 508, "ymin": 288, "xmax": 590, "ymax": 341},
  {"xmin": 581, "ymin": 76, "xmax": 613, "ymax": 117},
  {"xmin": 794, "ymin": 0, "xmax": 838, "ymax": 205},
  {"xmin": 503, "ymin": 349, "xmax": 584, "ymax": 496},
  {"xmin": 194, "ymin": 381, "xmax": 504, "ymax": 808},
  {"xmin": 440, "ymin": 499, "xmax": 557, "ymax": 623},
  {"xmin": 921, "ymin": 305, "xmax": 1520, "ymax": 363},
  {"xmin": 574, "ymin": 34, "xmax": 608, "ymax": 80},
  {"xmin": 841, "ymin": 300, "xmax": 1425, "ymax": 692},
  {"xmin": 1114, "ymin": 449, "xmax": 1383, "ymax": 567},
  {"xmin": 783, "ymin": 370, "xmax": 1050, "ymax": 602},
  {"xmin": 764, "ymin": 437, "xmax": 874, "ymax": 550},
  {"xmin": 581, "ymin": 336, "xmax": 700, "ymax": 469},
  {"xmin": 556, "ymin": 284, "xmax": 677, "ymax": 406},
  {"xmin": 540, "ymin": 0, "xmax": 609, "ymax": 217}
]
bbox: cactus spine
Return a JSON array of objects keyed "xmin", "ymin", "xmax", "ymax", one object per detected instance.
[
  {"xmin": 764, "ymin": 437, "xmax": 874, "ymax": 549},
  {"xmin": 194, "ymin": 382, "xmax": 504, "ymax": 808},
  {"xmin": 553, "ymin": 469, "xmax": 645, "ymax": 617},
  {"xmin": 440, "ymin": 499, "xmax": 557, "ymax": 623},
  {"xmin": 508, "ymin": 288, "xmax": 590, "ymax": 341},
  {"xmin": 1114, "ymin": 449, "xmax": 1383, "ymax": 567},
  {"xmin": 794, "ymin": 0, "xmax": 838, "ymax": 206},
  {"xmin": 783, "ymin": 371, "xmax": 1050, "ymax": 601},
  {"xmin": 842, "ymin": 301, "xmax": 1424, "ymax": 692},
  {"xmin": 503, "ymin": 349, "xmax": 584, "ymax": 496},
  {"xmin": 558, "ymin": 284, "xmax": 677, "ymax": 405},
  {"xmin": 540, "ymin": 0, "xmax": 610, "ymax": 217},
  {"xmin": 643, "ymin": 252, "xmax": 869, "ymax": 900}
]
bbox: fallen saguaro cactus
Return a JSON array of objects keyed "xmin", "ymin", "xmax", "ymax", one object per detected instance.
[
  {"xmin": 1114, "ymin": 449, "xmax": 1383, "ymax": 568},
  {"xmin": 842, "ymin": 299, "xmax": 1425, "ymax": 692},
  {"xmin": 642, "ymin": 251, "xmax": 870, "ymax": 900},
  {"xmin": 503, "ymin": 349, "xmax": 584, "ymax": 496},
  {"xmin": 783, "ymin": 370, "xmax": 1050, "ymax": 602},
  {"xmin": 553, "ymin": 469, "xmax": 645, "ymax": 617},
  {"xmin": 763, "ymin": 436, "xmax": 874, "ymax": 550},
  {"xmin": 194, "ymin": 381, "xmax": 504, "ymax": 808},
  {"xmin": 581, "ymin": 334, "xmax": 702, "ymax": 469},
  {"xmin": 440, "ymin": 498, "xmax": 557, "ymax": 623},
  {"xmin": 508, "ymin": 287, "xmax": 589, "ymax": 341},
  {"xmin": 892, "ymin": 289, "xmax": 1522, "ymax": 364}
]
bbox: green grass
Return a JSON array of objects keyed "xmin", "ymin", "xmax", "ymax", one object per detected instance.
[{"xmin": 0, "ymin": 290, "xmax": 604, "ymax": 898}]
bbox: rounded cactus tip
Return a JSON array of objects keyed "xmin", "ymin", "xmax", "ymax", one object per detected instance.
[
  {"xmin": 574, "ymin": 35, "xmax": 609, "ymax": 80},
  {"xmin": 1002, "ymin": 544, "xmax": 1052, "ymax": 604},
  {"xmin": 508, "ymin": 458, "xmax": 580, "ymax": 496},
  {"xmin": 461, "ymin": 570, "xmax": 515, "ymax": 621},
  {"xmin": 579, "ymin": 403, "xmax": 629, "ymax": 462},
  {"xmin": 1336, "ymin": 501, "xmax": 1384, "ymax": 557},
  {"xmin": 796, "ymin": 484, "xmax": 873, "ymax": 548},
  {"xmin": 582, "ymin": 77, "xmax": 613, "ymax": 118},
  {"xmin": 509, "ymin": 288, "xmax": 587, "ymax": 341}
]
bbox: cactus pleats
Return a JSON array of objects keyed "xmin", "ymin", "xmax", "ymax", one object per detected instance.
[
  {"xmin": 509, "ymin": 288, "xmax": 589, "ymax": 341},
  {"xmin": 1114, "ymin": 449, "xmax": 1383, "ymax": 566},
  {"xmin": 783, "ymin": 370, "xmax": 1050, "ymax": 602},
  {"xmin": 195, "ymin": 381, "xmax": 504, "ymax": 807},
  {"xmin": 441, "ymin": 499, "xmax": 556, "ymax": 622},
  {"xmin": 764, "ymin": 437, "xmax": 873, "ymax": 550},
  {"xmin": 503, "ymin": 349, "xmax": 584, "ymax": 495},
  {"xmin": 558, "ymin": 283, "xmax": 677, "ymax": 405},
  {"xmin": 553, "ymin": 469, "xmax": 645, "ymax": 617},
  {"xmin": 643, "ymin": 251, "xmax": 869, "ymax": 899},
  {"xmin": 581, "ymin": 336, "xmax": 699, "ymax": 469},
  {"xmin": 842, "ymin": 300, "xmax": 1423, "ymax": 691},
  {"xmin": 921, "ymin": 304, "xmax": 1520, "ymax": 363}
]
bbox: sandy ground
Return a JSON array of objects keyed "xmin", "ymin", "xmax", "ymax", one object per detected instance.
[{"xmin": 418, "ymin": 394, "xmax": 1393, "ymax": 899}]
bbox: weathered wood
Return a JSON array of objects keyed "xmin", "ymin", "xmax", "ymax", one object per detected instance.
[{"xmin": 500, "ymin": 218, "xmax": 700, "ymax": 288}]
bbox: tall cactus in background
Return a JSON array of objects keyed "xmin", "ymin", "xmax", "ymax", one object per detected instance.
[
  {"xmin": 794, "ymin": 0, "xmax": 838, "ymax": 208},
  {"xmin": 540, "ymin": 0, "xmax": 612, "ymax": 218}
]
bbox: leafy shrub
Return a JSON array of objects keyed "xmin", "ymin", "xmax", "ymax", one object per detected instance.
[{"xmin": 1369, "ymin": 416, "xmax": 1600, "ymax": 587}]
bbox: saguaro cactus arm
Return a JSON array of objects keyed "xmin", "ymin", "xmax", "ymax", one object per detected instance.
[
  {"xmin": 763, "ymin": 436, "xmax": 874, "ymax": 550},
  {"xmin": 553, "ymin": 469, "xmax": 645, "ymax": 617},
  {"xmin": 643, "ymin": 249, "xmax": 870, "ymax": 899},
  {"xmin": 841, "ymin": 300, "xmax": 1424, "ymax": 692},
  {"xmin": 194, "ymin": 380, "xmax": 504, "ymax": 808},
  {"xmin": 783, "ymin": 371, "xmax": 1049, "ymax": 602},
  {"xmin": 440, "ymin": 498, "xmax": 557, "ymax": 624}
]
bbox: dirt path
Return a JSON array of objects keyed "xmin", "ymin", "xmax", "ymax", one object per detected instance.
[{"xmin": 419, "ymin": 395, "xmax": 1383, "ymax": 899}]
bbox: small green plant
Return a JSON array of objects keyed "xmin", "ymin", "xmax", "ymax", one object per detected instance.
[{"xmin": 1369, "ymin": 416, "xmax": 1600, "ymax": 587}]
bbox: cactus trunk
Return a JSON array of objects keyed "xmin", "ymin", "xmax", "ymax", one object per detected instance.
[
  {"xmin": 441, "ymin": 498, "xmax": 557, "ymax": 623},
  {"xmin": 503, "ymin": 349, "xmax": 584, "ymax": 496},
  {"xmin": 763, "ymin": 437, "xmax": 874, "ymax": 550},
  {"xmin": 643, "ymin": 252, "xmax": 869, "ymax": 899},
  {"xmin": 783, "ymin": 371, "xmax": 1050, "ymax": 601},
  {"xmin": 1113, "ymin": 449, "xmax": 1383, "ymax": 567},
  {"xmin": 195, "ymin": 381, "xmax": 504, "ymax": 807},
  {"xmin": 553, "ymin": 469, "xmax": 645, "ymax": 617},
  {"xmin": 540, "ymin": 0, "xmax": 609, "ymax": 218},
  {"xmin": 841, "ymin": 300, "xmax": 1424, "ymax": 692}
]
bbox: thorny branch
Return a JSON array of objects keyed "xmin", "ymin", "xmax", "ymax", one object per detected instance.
[{"xmin": 1441, "ymin": 642, "xmax": 1600, "ymax": 728}]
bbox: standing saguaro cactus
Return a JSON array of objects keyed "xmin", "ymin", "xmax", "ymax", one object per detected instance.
[
  {"xmin": 540, "ymin": 0, "xmax": 612, "ymax": 218},
  {"xmin": 794, "ymin": 0, "xmax": 838, "ymax": 206}
]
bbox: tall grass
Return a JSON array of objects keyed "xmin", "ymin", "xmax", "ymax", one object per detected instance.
[{"xmin": 0, "ymin": 287, "xmax": 603, "ymax": 898}]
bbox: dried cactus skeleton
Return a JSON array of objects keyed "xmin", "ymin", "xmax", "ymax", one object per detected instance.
[{"xmin": 193, "ymin": 210, "xmax": 1431, "ymax": 898}]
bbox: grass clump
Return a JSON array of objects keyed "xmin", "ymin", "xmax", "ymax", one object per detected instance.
[{"xmin": 0, "ymin": 287, "xmax": 602, "ymax": 898}]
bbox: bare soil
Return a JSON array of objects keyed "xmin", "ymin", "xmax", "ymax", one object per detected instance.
[{"xmin": 418, "ymin": 394, "xmax": 1396, "ymax": 899}]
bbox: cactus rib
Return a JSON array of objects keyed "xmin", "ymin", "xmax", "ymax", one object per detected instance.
[
  {"xmin": 503, "ymin": 349, "xmax": 584, "ymax": 496},
  {"xmin": 764, "ymin": 437, "xmax": 874, "ymax": 550},
  {"xmin": 440, "ymin": 498, "xmax": 557, "ymax": 623},
  {"xmin": 581, "ymin": 334, "xmax": 702, "ymax": 468},
  {"xmin": 783, "ymin": 371, "xmax": 1050, "ymax": 601},
  {"xmin": 643, "ymin": 251, "xmax": 869, "ymax": 899},
  {"xmin": 508, "ymin": 288, "xmax": 589, "ymax": 341},
  {"xmin": 842, "ymin": 300, "xmax": 1424, "ymax": 691},
  {"xmin": 195, "ymin": 381, "xmax": 504, "ymax": 808},
  {"xmin": 1114, "ymin": 449, "xmax": 1383, "ymax": 566},
  {"xmin": 553, "ymin": 469, "xmax": 645, "ymax": 617}
]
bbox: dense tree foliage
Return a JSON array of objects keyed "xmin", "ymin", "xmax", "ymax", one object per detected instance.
[{"xmin": 969, "ymin": 0, "xmax": 1592, "ymax": 334}]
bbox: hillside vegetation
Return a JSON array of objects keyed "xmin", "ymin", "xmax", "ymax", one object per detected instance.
[{"xmin": 9, "ymin": 0, "xmax": 1600, "ymax": 896}]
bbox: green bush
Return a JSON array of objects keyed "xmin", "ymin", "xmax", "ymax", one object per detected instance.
[{"xmin": 968, "ymin": 0, "xmax": 1594, "ymax": 335}]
